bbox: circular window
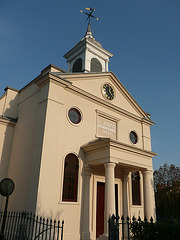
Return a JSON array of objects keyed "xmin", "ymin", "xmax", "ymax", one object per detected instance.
[
  {"xmin": 68, "ymin": 108, "xmax": 81, "ymax": 124},
  {"xmin": 130, "ymin": 131, "xmax": 138, "ymax": 144}
]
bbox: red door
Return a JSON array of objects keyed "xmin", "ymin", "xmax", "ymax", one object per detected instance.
[
  {"xmin": 96, "ymin": 182, "xmax": 105, "ymax": 238},
  {"xmin": 96, "ymin": 182, "xmax": 118, "ymax": 238}
]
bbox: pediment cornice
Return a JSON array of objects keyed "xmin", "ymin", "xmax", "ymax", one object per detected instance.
[
  {"xmin": 59, "ymin": 72, "xmax": 152, "ymax": 122},
  {"xmin": 32, "ymin": 71, "xmax": 154, "ymax": 125},
  {"xmin": 48, "ymin": 72, "xmax": 154, "ymax": 125}
]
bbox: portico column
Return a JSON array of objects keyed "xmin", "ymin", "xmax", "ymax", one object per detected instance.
[
  {"xmin": 122, "ymin": 172, "xmax": 130, "ymax": 219},
  {"xmin": 101, "ymin": 162, "xmax": 116, "ymax": 239},
  {"xmin": 82, "ymin": 166, "xmax": 93, "ymax": 240},
  {"xmin": 142, "ymin": 170, "xmax": 156, "ymax": 221}
]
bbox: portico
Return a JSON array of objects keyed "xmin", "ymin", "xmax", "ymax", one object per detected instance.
[{"xmin": 81, "ymin": 138, "xmax": 157, "ymax": 240}]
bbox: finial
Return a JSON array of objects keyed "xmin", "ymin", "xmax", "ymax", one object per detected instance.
[{"xmin": 85, "ymin": 22, "xmax": 93, "ymax": 38}]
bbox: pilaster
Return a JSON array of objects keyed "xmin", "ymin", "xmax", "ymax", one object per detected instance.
[
  {"xmin": 122, "ymin": 172, "xmax": 130, "ymax": 219},
  {"xmin": 81, "ymin": 166, "xmax": 93, "ymax": 240}
]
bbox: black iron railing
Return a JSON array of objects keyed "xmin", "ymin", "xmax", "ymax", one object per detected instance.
[
  {"xmin": 0, "ymin": 211, "xmax": 64, "ymax": 240},
  {"xmin": 109, "ymin": 214, "xmax": 180, "ymax": 240}
]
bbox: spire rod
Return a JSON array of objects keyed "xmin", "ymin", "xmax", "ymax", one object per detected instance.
[{"xmin": 85, "ymin": 22, "xmax": 93, "ymax": 38}]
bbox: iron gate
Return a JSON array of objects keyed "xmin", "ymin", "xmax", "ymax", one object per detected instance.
[{"xmin": 0, "ymin": 211, "xmax": 64, "ymax": 240}]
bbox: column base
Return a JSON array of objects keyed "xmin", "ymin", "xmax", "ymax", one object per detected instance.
[{"xmin": 99, "ymin": 234, "xmax": 108, "ymax": 240}]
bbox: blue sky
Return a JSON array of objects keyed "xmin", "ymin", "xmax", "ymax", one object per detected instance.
[{"xmin": 0, "ymin": 0, "xmax": 179, "ymax": 170}]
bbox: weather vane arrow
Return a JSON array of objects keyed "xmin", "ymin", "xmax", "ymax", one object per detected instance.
[{"xmin": 80, "ymin": 7, "xmax": 99, "ymax": 23}]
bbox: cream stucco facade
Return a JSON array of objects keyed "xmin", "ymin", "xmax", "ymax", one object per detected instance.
[{"xmin": 0, "ymin": 26, "xmax": 157, "ymax": 240}]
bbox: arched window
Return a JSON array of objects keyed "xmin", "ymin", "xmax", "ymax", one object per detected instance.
[
  {"xmin": 90, "ymin": 58, "xmax": 102, "ymax": 72},
  {"xmin": 131, "ymin": 171, "xmax": 141, "ymax": 205},
  {"xmin": 62, "ymin": 153, "xmax": 79, "ymax": 202},
  {"xmin": 72, "ymin": 58, "xmax": 82, "ymax": 72}
]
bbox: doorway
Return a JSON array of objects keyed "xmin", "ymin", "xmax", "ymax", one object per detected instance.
[{"xmin": 96, "ymin": 182, "xmax": 118, "ymax": 238}]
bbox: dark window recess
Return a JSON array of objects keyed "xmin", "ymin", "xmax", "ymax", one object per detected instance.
[
  {"xmin": 130, "ymin": 131, "xmax": 138, "ymax": 144},
  {"xmin": 131, "ymin": 171, "xmax": 141, "ymax": 205},
  {"xmin": 72, "ymin": 58, "xmax": 82, "ymax": 72},
  {"xmin": 68, "ymin": 108, "xmax": 81, "ymax": 124},
  {"xmin": 115, "ymin": 184, "xmax": 118, "ymax": 216},
  {"xmin": 90, "ymin": 58, "xmax": 102, "ymax": 72},
  {"xmin": 62, "ymin": 153, "xmax": 79, "ymax": 202}
]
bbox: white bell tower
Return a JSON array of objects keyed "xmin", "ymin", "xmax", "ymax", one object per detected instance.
[{"xmin": 64, "ymin": 18, "xmax": 113, "ymax": 73}]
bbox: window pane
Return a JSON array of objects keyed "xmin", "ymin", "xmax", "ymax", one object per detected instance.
[
  {"xmin": 90, "ymin": 58, "xmax": 102, "ymax": 72},
  {"xmin": 130, "ymin": 131, "xmax": 138, "ymax": 144},
  {"xmin": 68, "ymin": 108, "xmax": 81, "ymax": 124},
  {"xmin": 132, "ymin": 171, "xmax": 141, "ymax": 205},
  {"xmin": 72, "ymin": 58, "xmax": 82, "ymax": 72},
  {"xmin": 62, "ymin": 154, "xmax": 79, "ymax": 202}
]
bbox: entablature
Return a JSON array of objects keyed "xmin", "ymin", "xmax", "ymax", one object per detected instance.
[{"xmin": 81, "ymin": 138, "xmax": 157, "ymax": 170}]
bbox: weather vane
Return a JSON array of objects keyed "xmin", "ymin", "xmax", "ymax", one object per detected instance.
[{"xmin": 80, "ymin": 8, "xmax": 98, "ymax": 24}]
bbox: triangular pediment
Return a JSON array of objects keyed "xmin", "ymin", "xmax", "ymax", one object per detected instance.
[{"xmin": 53, "ymin": 71, "xmax": 151, "ymax": 122}]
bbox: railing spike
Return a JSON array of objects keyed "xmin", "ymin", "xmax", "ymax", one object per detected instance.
[
  {"xmin": 132, "ymin": 215, "xmax": 136, "ymax": 221},
  {"xmin": 112, "ymin": 214, "xmax": 115, "ymax": 219}
]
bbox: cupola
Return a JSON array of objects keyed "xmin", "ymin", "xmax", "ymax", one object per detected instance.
[{"xmin": 64, "ymin": 22, "xmax": 113, "ymax": 73}]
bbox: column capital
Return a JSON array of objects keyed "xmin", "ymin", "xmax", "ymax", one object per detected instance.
[
  {"xmin": 83, "ymin": 165, "xmax": 93, "ymax": 177},
  {"xmin": 142, "ymin": 170, "xmax": 153, "ymax": 177},
  {"xmin": 104, "ymin": 162, "xmax": 116, "ymax": 169},
  {"xmin": 122, "ymin": 171, "xmax": 129, "ymax": 182}
]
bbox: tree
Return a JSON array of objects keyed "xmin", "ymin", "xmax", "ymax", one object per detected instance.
[{"xmin": 153, "ymin": 163, "xmax": 180, "ymax": 219}]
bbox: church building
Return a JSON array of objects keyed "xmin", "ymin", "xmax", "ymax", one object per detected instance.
[{"xmin": 0, "ymin": 18, "xmax": 157, "ymax": 240}]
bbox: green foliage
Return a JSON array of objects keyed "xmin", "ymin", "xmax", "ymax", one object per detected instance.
[
  {"xmin": 130, "ymin": 219, "xmax": 158, "ymax": 240},
  {"xmin": 153, "ymin": 163, "xmax": 180, "ymax": 218},
  {"xmin": 130, "ymin": 217, "xmax": 180, "ymax": 240}
]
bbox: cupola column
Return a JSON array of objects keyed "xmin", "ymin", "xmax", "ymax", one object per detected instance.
[{"xmin": 105, "ymin": 60, "xmax": 109, "ymax": 71}]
